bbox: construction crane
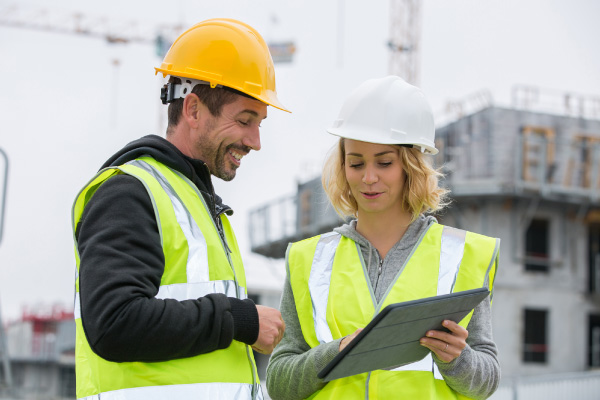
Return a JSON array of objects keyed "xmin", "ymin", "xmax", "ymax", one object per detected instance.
[
  {"xmin": 388, "ymin": 0, "xmax": 421, "ymax": 85},
  {"xmin": 0, "ymin": 4, "xmax": 184, "ymax": 56},
  {"xmin": 0, "ymin": 4, "xmax": 295, "ymax": 131},
  {"xmin": 0, "ymin": 4, "xmax": 296, "ymax": 61}
]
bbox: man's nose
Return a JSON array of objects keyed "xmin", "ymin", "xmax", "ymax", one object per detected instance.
[{"xmin": 242, "ymin": 126, "xmax": 261, "ymax": 151}]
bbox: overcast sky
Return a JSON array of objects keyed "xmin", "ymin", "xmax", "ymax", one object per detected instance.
[{"xmin": 0, "ymin": 0, "xmax": 599, "ymax": 321}]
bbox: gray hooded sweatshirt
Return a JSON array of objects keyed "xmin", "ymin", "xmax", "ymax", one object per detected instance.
[{"xmin": 266, "ymin": 215, "xmax": 500, "ymax": 400}]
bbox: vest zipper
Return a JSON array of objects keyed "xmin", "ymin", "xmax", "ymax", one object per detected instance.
[
  {"xmin": 213, "ymin": 211, "xmax": 240, "ymax": 300},
  {"xmin": 215, "ymin": 215, "xmax": 232, "ymax": 255},
  {"xmin": 205, "ymin": 169, "xmax": 233, "ymax": 256},
  {"xmin": 373, "ymin": 257, "xmax": 384, "ymax": 294},
  {"xmin": 189, "ymin": 162, "xmax": 239, "ymax": 296}
]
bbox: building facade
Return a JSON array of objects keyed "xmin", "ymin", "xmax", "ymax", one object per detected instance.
[
  {"xmin": 1, "ymin": 306, "xmax": 75, "ymax": 399},
  {"xmin": 434, "ymin": 106, "xmax": 600, "ymax": 377}
]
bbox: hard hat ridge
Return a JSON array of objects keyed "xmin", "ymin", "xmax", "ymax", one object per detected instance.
[{"xmin": 327, "ymin": 76, "xmax": 437, "ymax": 154}]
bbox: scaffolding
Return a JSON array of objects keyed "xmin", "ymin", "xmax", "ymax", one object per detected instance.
[
  {"xmin": 249, "ymin": 177, "xmax": 343, "ymax": 258},
  {"xmin": 434, "ymin": 107, "xmax": 600, "ymax": 206}
]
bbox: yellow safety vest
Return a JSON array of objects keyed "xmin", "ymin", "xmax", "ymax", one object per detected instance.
[
  {"xmin": 71, "ymin": 156, "xmax": 262, "ymax": 400},
  {"xmin": 287, "ymin": 223, "xmax": 499, "ymax": 399}
]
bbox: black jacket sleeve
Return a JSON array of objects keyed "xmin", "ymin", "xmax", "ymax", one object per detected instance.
[{"xmin": 76, "ymin": 174, "xmax": 259, "ymax": 362}]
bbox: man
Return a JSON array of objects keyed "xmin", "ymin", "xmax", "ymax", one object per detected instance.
[{"xmin": 72, "ymin": 18, "xmax": 288, "ymax": 400}]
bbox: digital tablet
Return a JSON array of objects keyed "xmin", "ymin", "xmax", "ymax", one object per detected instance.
[{"xmin": 317, "ymin": 287, "xmax": 490, "ymax": 382}]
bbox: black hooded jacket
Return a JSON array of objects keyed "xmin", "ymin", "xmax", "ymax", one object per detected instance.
[{"xmin": 75, "ymin": 134, "xmax": 259, "ymax": 362}]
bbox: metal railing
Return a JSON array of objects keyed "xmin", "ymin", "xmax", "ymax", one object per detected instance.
[
  {"xmin": 248, "ymin": 194, "xmax": 297, "ymax": 253},
  {"xmin": 248, "ymin": 177, "xmax": 343, "ymax": 258},
  {"xmin": 513, "ymin": 134, "xmax": 600, "ymax": 202},
  {"xmin": 490, "ymin": 370, "xmax": 600, "ymax": 400}
]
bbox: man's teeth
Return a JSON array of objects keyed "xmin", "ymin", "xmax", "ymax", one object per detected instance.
[{"xmin": 231, "ymin": 151, "xmax": 243, "ymax": 161}]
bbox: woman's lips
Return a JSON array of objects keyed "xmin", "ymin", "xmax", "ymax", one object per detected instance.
[{"xmin": 361, "ymin": 192, "xmax": 382, "ymax": 199}]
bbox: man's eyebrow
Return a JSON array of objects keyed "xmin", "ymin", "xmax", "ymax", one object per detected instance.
[{"xmin": 239, "ymin": 110, "xmax": 267, "ymax": 120}]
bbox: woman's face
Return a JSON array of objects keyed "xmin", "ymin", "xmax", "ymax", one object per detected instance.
[{"xmin": 344, "ymin": 139, "xmax": 406, "ymax": 216}]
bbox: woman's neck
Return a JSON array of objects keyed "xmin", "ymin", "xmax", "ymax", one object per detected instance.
[{"xmin": 355, "ymin": 209, "xmax": 413, "ymax": 260}]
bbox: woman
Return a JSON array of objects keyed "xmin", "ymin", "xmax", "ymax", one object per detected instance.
[{"xmin": 266, "ymin": 76, "xmax": 500, "ymax": 399}]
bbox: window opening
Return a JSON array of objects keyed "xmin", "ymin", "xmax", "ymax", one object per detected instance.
[
  {"xmin": 524, "ymin": 308, "xmax": 548, "ymax": 363},
  {"xmin": 521, "ymin": 126, "xmax": 555, "ymax": 183},
  {"xmin": 580, "ymin": 136, "xmax": 600, "ymax": 189},
  {"xmin": 589, "ymin": 314, "xmax": 600, "ymax": 368},
  {"xmin": 589, "ymin": 223, "xmax": 600, "ymax": 293},
  {"xmin": 564, "ymin": 136, "xmax": 600, "ymax": 189},
  {"xmin": 525, "ymin": 218, "xmax": 550, "ymax": 272}
]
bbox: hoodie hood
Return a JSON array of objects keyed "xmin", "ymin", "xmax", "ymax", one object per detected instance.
[
  {"xmin": 101, "ymin": 134, "xmax": 232, "ymax": 215},
  {"xmin": 102, "ymin": 135, "xmax": 196, "ymax": 176}
]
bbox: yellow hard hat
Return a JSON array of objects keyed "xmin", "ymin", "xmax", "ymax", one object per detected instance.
[{"xmin": 155, "ymin": 18, "xmax": 290, "ymax": 113}]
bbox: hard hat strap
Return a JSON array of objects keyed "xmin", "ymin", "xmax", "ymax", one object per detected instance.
[{"xmin": 160, "ymin": 77, "xmax": 222, "ymax": 104}]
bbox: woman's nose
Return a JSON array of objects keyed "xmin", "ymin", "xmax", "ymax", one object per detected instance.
[{"xmin": 362, "ymin": 165, "xmax": 378, "ymax": 184}]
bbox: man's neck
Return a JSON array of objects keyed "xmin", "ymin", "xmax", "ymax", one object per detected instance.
[{"xmin": 166, "ymin": 126, "xmax": 196, "ymax": 159}]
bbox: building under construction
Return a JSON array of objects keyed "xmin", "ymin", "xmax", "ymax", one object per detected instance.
[
  {"xmin": 248, "ymin": 87, "xmax": 600, "ymax": 395},
  {"xmin": 1, "ymin": 306, "xmax": 75, "ymax": 399}
]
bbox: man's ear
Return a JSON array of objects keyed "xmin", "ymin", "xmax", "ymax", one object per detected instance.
[{"xmin": 182, "ymin": 93, "xmax": 202, "ymax": 129}]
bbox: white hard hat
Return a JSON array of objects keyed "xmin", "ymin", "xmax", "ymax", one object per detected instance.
[{"xmin": 327, "ymin": 75, "xmax": 437, "ymax": 155}]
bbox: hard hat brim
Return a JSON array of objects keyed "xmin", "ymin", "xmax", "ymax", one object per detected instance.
[{"xmin": 327, "ymin": 127, "xmax": 439, "ymax": 155}]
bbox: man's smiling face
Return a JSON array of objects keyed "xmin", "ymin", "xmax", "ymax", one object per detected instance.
[{"xmin": 193, "ymin": 94, "xmax": 267, "ymax": 181}]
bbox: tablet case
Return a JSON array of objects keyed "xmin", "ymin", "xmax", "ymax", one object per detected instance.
[{"xmin": 317, "ymin": 287, "xmax": 490, "ymax": 382}]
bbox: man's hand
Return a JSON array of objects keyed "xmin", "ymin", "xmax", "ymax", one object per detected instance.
[{"xmin": 252, "ymin": 305, "xmax": 285, "ymax": 354}]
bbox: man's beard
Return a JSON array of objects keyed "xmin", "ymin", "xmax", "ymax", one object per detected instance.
[
  {"xmin": 213, "ymin": 144, "xmax": 237, "ymax": 181},
  {"xmin": 198, "ymin": 136, "xmax": 251, "ymax": 182}
]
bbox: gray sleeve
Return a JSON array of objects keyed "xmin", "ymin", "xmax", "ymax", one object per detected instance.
[
  {"xmin": 266, "ymin": 275, "xmax": 342, "ymax": 400},
  {"xmin": 433, "ymin": 296, "xmax": 501, "ymax": 400}
]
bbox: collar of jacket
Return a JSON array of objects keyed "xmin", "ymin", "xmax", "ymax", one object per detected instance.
[{"xmin": 100, "ymin": 134, "xmax": 233, "ymax": 217}]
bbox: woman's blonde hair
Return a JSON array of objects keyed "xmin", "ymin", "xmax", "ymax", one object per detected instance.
[{"xmin": 322, "ymin": 138, "xmax": 450, "ymax": 222}]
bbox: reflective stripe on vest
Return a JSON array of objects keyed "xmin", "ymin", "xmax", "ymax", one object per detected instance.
[
  {"xmin": 74, "ymin": 280, "xmax": 245, "ymax": 320},
  {"xmin": 438, "ymin": 226, "xmax": 467, "ymax": 296},
  {"xmin": 78, "ymin": 381, "xmax": 264, "ymax": 400},
  {"xmin": 128, "ymin": 159, "xmax": 210, "ymax": 283},
  {"xmin": 309, "ymin": 232, "xmax": 342, "ymax": 344}
]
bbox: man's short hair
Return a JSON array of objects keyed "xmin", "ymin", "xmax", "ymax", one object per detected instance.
[{"xmin": 166, "ymin": 77, "xmax": 256, "ymax": 133}]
